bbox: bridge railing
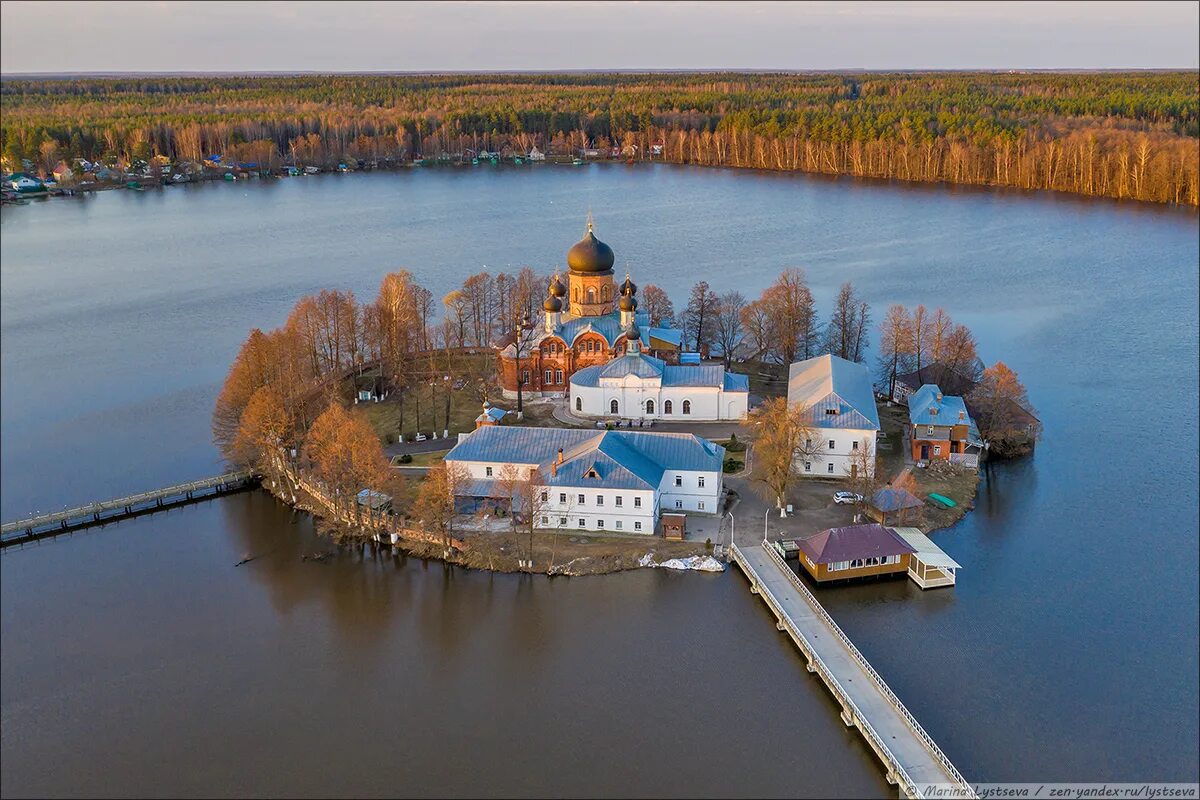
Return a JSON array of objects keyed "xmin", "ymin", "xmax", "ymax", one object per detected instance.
[
  {"xmin": 1, "ymin": 470, "xmax": 256, "ymax": 535},
  {"xmin": 750, "ymin": 541, "xmax": 973, "ymax": 793},
  {"xmin": 731, "ymin": 543, "xmax": 922, "ymax": 795}
]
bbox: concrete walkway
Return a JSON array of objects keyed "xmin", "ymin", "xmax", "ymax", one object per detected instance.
[{"xmin": 733, "ymin": 542, "xmax": 972, "ymax": 796}]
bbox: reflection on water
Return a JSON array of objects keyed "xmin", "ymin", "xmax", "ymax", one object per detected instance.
[
  {"xmin": 2, "ymin": 166, "xmax": 1197, "ymax": 793},
  {"xmin": 2, "ymin": 494, "xmax": 890, "ymax": 798}
]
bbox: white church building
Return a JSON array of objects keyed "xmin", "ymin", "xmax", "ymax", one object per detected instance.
[
  {"xmin": 569, "ymin": 322, "xmax": 749, "ymax": 421},
  {"xmin": 787, "ymin": 354, "xmax": 880, "ymax": 479}
]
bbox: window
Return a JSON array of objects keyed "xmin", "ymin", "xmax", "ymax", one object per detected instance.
[
  {"xmin": 578, "ymin": 518, "xmax": 586, "ymax": 528},
  {"xmin": 928, "ymin": 425, "xmax": 935, "ymax": 435},
  {"xmin": 587, "ymin": 288, "xmax": 595, "ymax": 303},
  {"xmin": 682, "ymin": 400, "xmax": 691, "ymax": 415},
  {"xmin": 634, "ymin": 497, "xmax": 642, "ymax": 508},
  {"xmin": 646, "ymin": 399, "xmax": 655, "ymax": 414},
  {"xmin": 852, "ymin": 441, "xmax": 859, "ymax": 451},
  {"xmin": 596, "ymin": 495, "xmax": 604, "ymax": 506},
  {"xmin": 827, "ymin": 463, "xmax": 835, "ymax": 474},
  {"xmin": 850, "ymin": 558, "xmax": 864, "ymax": 569},
  {"xmin": 615, "ymin": 520, "xmax": 623, "ymax": 530},
  {"xmin": 610, "ymin": 399, "xmax": 619, "ymax": 414},
  {"xmin": 664, "ymin": 400, "xmax": 673, "ymax": 414},
  {"xmin": 825, "ymin": 408, "xmax": 839, "ymax": 415},
  {"xmin": 540, "ymin": 515, "xmax": 548, "ymax": 524},
  {"xmin": 575, "ymin": 397, "xmax": 582, "ymax": 411},
  {"xmin": 933, "ymin": 445, "xmax": 941, "ymax": 456},
  {"xmin": 578, "ymin": 494, "xmax": 585, "ymax": 504},
  {"xmin": 828, "ymin": 439, "xmax": 836, "ymax": 450},
  {"xmin": 698, "ymin": 501, "xmax": 705, "ymax": 510},
  {"xmin": 540, "ymin": 491, "xmax": 548, "ymax": 502},
  {"xmin": 804, "ymin": 461, "xmax": 812, "ymax": 472},
  {"xmin": 805, "ymin": 438, "xmax": 812, "ymax": 449},
  {"xmin": 555, "ymin": 370, "xmax": 563, "ymax": 383},
  {"xmin": 544, "ymin": 369, "xmax": 552, "ymax": 384},
  {"xmin": 634, "ymin": 521, "xmax": 642, "ymax": 531},
  {"xmin": 675, "ymin": 475, "xmax": 682, "ymax": 487},
  {"xmin": 615, "ymin": 496, "xmax": 623, "ymax": 507},
  {"xmin": 675, "ymin": 500, "xmax": 683, "ymax": 509},
  {"xmin": 602, "ymin": 285, "xmax": 610, "ymax": 301},
  {"xmin": 520, "ymin": 370, "xmax": 529, "ymax": 385},
  {"xmin": 559, "ymin": 516, "xmax": 567, "ymax": 525},
  {"xmin": 485, "ymin": 466, "xmax": 493, "ymax": 477},
  {"xmin": 597, "ymin": 519, "xmax": 604, "ymax": 529},
  {"xmin": 698, "ymin": 476, "xmax": 705, "ymax": 488}
]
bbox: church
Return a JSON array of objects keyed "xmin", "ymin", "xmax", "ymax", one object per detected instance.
[{"xmin": 496, "ymin": 220, "xmax": 749, "ymax": 422}]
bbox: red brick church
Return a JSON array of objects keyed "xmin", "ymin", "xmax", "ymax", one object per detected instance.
[{"xmin": 497, "ymin": 220, "xmax": 684, "ymax": 398}]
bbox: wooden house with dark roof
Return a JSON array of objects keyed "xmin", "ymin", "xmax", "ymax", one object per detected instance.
[{"xmin": 797, "ymin": 524, "xmax": 915, "ymax": 583}]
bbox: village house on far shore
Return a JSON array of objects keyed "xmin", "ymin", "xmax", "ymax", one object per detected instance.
[{"xmin": 443, "ymin": 423, "xmax": 725, "ymax": 537}]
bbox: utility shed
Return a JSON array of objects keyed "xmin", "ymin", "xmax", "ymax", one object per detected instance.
[{"xmin": 893, "ymin": 528, "xmax": 961, "ymax": 589}]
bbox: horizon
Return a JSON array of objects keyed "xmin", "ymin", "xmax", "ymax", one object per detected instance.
[{"xmin": 2, "ymin": 1, "xmax": 1197, "ymax": 74}]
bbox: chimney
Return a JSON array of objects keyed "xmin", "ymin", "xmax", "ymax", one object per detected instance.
[
  {"xmin": 936, "ymin": 392, "xmax": 943, "ymax": 402},
  {"xmin": 958, "ymin": 410, "xmax": 965, "ymax": 421},
  {"xmin": 556, "ymin": 447, "xmax": 564, "ymax": 466},
  {"xmin": 551, "ymin": 447, "xmax": 563, "ymax": 476}
]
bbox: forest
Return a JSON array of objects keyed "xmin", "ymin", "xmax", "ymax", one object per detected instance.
[{"xmin": 2, "ymin": 71, "xmax": 1197, "ymax": 205}]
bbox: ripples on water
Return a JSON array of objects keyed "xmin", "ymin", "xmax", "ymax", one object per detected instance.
[{"xmin": 2, "ymin": 166, "xmax": 1197, "ymax": 795}]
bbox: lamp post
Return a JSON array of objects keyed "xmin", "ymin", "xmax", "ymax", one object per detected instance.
[
  {"xmin": 725, "ymin": 511, "xmax": 734, "ymax": 555},
  {"xmin": 763, "ymin": 508, "xmax": 770, "ymax": 545}
]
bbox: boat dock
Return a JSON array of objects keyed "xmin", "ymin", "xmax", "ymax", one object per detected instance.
[
  {"xmin": 730, "ymin": 541, "xmax": 974, "ymax": 798},
  {"xmin": 0, "ymin": 471, "xmax": 259, "ymax": 547}
]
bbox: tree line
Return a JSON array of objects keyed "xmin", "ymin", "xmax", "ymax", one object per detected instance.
[{"xmin": 3, "ymin": 71, "xmax": 1195, "ymax": 205}]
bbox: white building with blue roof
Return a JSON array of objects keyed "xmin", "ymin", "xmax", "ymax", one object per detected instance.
[
  {"xmin": 444, "ymin": 425, "xmax": 725, "ymax": 534},
  {"xmin": 570, "ymin": 343, "xmax": 749, "ymax": 421},
  {"xmin": 787, "ymin": 354, "xmax": 881, "ymax": 479}
]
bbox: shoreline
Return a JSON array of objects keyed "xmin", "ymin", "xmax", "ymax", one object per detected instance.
[{"xmin": 7, "ymin": 159, "xmax": 1197, "ymax": 212}]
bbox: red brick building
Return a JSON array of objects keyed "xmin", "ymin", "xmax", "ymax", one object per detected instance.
[{"xmin": 497, "ymin": 221, "xmax": 684, "ymax": 398}]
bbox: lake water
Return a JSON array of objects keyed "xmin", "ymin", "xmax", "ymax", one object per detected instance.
[{"xmin": 2, "ymin": 165, "xmax": 1198, "ymax": 796}]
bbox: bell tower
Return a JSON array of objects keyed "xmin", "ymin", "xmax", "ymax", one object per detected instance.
[{"xmin": 565, "ymin": 215, "xmax": 616, "ymax": 318}]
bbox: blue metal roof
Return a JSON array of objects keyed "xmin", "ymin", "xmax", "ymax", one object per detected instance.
[
  {"xmin": 445, "ymin": 426, "xmax": 724, "ymax": 492},
  {"xmin": 908, "ymin": 384, "xmax": 973, "ymax": 427},
  {"xmin": 724, "ymin": 372, "xmax": 750, "ymax": 392},
  {"xmin": 662, "ymin": 365, "xmax": 725, "ymax": 387},
  {"xmin": 601, "ymin": 353, "xmax": 666, "ymax": 379},
  {"xmin": 647, "ymin": 327, "xmax": 683, "ymax": 348},
  {"xmin": 787, "ymin": 354, "xmax": 880, "ymax": 430}
]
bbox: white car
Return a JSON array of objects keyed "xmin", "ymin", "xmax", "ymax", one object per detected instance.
[{"xmin": 833, "ymin": 491, "xmax": 863, "ymax": 505}]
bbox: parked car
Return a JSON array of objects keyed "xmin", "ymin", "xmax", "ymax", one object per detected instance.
[{"xmin": 833, "ymin": 491, "xmax": 863, "ymax": 505}]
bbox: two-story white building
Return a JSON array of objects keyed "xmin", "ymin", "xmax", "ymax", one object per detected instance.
[
  {"xmin": 787, "ymin": 354, "xmax": 880, "ymax": 479},
  {"xmin": 443, "ymin": 425, "xmax": 725, "ymax": 535}
]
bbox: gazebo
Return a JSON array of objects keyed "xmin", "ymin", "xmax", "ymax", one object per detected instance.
[
  {"xmin": 867, "ymin": 487, "xmax": 924, "ymax": 525},
  {"xmin": 892, "ymin": 528, "xmax": 961, "ymax": 589}
]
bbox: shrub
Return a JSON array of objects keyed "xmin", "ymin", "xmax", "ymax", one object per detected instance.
[
  {"xmin": 399, "ymin": 453, "xmax": 413, "ymax": 464},
  {"xmin": 723, "ymin": 457, "xmax": 742, "ymax": 473},
  {"xmin": 726, "ymin": 433, "xmax": 745, "ymax": 452}
]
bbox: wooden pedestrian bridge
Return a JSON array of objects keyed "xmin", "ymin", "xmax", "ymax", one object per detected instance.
[
  {"xmin": 0, "ymin": 471, "xmax": 259, "ymax": 547},
  {"xmin": 731, "ymin": 541, "xmax": 975, "ymax": 799}
]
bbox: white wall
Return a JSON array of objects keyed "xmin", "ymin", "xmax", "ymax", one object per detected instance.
[
  {"xmin": 572, "ymin": 378, "xmax": 747, "ymax": 421},
  {"xmin": 794, "ymin": 428, "xmax": 877, "ymax": 479},
  {"xmin": 656, "ymin": 469, "xmax": 724, "ymax": 514},
  {"xmin": 536, "ymin": 486, "xmax": 657, "ymax": 534}
]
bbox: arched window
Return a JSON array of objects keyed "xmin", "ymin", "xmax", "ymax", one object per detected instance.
[
  {"xmin": 682, "ymin": 400, "xmax": 691, "ymax": 415},
  {"xmin": 601, "ymin": 285, "xmax": 610, "ymax": 301},
  {"xmin": 610, "ymin": 399, "xmax": 619, "ymax": 414},
  {"xmin": 664, "ymin": 400, "xmax": 673, "ymax": 414},
  {"xmin": 573, "ymin": 287, "xmax": 580, "ymax": 302},
  {"xmin": 587, "ymin": 288, "xmax": 595, "ymax": 303},
  {"xmin": 576, "ymin": 396, "xmax": 582, "ymax": 411},
  {"xmin": 645, "ymin": 399, "xmax": 655, "ymax": 414}
]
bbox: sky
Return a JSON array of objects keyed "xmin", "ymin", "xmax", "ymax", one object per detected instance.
[{"xmin": 1, "ymin": 0, "xmax": 1197, "ymax": 74}]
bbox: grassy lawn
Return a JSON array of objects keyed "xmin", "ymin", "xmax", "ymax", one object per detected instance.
[
  {"xmin": 357, "ymin": 353, "xmax": 498, "ymax": 444},
  {"xmin": 910, "ymin": 462, "xmax": 980, "ymax": 531},
  {"xmin": 398, "ymin": 451, "xmax": 446, "ymax": 467},
  {"xmin": 740, "ymin": 359, "xmax": 788, "ymax": 397}
]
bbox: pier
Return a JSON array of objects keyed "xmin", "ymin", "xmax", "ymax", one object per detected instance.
[
  {"xmin": 731, "ymin": 541, "xmax": 974, "ymax": 799},
  {"xmin": 0, "ymin": 471, "xmax": 259, "ymax": 547}
]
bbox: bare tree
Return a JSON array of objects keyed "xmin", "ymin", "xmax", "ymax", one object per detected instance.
[
  {"xmin": 877, "ymin": 304, "xmax": 913, "ymax": 400},
  {"xmin": 713, "ymin": 290, "xmax": 746, "ymax": 368},
  {"xmin": 682, "ymin": 280, "xmax": 720, "ymax": 353},
  {"xmin": 749, "ymin": 397, "xmax": 818, "ymax": 515},
  {"xmin": 641, "ymin": 284, "xmax": 676, "ymax": 327}
]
